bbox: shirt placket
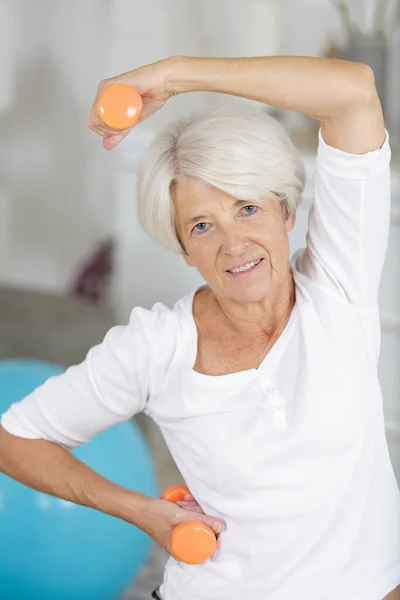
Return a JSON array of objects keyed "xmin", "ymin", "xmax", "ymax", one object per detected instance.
[{"xmin": 258, "ymin": 373, "xmax": 288, "ymax": 432}]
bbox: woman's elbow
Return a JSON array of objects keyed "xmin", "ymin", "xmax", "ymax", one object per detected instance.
[{"xmin": 350, "ymin": 62, "xmax": 379, "ymax": 106}]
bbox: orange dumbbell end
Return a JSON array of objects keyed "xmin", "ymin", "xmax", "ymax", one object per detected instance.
[
  {"xmin": 161, "ymin": 485, "xmax": 191, "ymax": 503},
  {"xmin": 171, "ymin": 520, "xmax": 217, "ymax": 565},
  {"xmin": 96, "ymin": 83, "xmax": 143, "ymax": 130},
  {"xmin": 162, "ymin": 485, "xmax": 217, "ymax": 564}
]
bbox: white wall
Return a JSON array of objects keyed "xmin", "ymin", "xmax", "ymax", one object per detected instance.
[
  {"xmin": 0, "ymin": 0, "xmax": 113, "ymax": 291},
  {"xmin": 286, "ymin": 0, "xmax": 400, "ymax": 134}
]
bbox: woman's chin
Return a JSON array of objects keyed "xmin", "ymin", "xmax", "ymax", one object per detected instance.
[{"xmin": 224, "ymin": 283, "xmax": 272, "ymax": 304}]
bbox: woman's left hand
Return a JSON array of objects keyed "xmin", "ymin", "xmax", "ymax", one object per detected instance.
[
  {"xmin": 87, "ymin": 57, "xmax": 176, "ymax": 150},
  {"xmin": 175, "ymin": 492, "xmax": 205, "ymax": 515}
]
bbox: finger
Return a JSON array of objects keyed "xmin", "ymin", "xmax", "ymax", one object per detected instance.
[
  {"xmin": 176, "ymin": 500, "xmax": 197, "ymax": 507},
  {"xmin": 183, "ymin": 493, "xmax": 195, "ymax": 501},
  {"xmin": 86, "ymin": 81, "xmax": 109, "ymax": 132},
  {"xmin": 86, "ymin": 114, "xmax": 115, "ymax": 137},
  {"xmin": 87, "ymin": 118, "xmax": 118, "ymax": 138},
  {"xmin": 177, "ymin": 503, "xmax": 204, "ymax": 514},
  {"xmin": 186, "ymin": 506, "xmax": 204, "ymax": 514},
  {"xmin": 178, "ymin": 500, "xmax": 200, "ymax": 507},
  {"xmin": 87, "ymin": 104, "xmax": 106, "ymax": 133},
  {"xmin": 87, "ymin": 124, "xmax": 106, "ymax": 137},
  {"xmin": 103, "ymin": 128, "xmax": 133, "ymax": 150},
  {"xmin": 199, "ymin": 514, "xmax": 225, "ymax": 535}
]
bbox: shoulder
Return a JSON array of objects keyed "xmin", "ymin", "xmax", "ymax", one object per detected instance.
[
  {"xmin": 126, "ymin": 290, "xmax": 196, "ymax": 360},
  {"xmin": 135, "ymin": 290, "xmax": 195, "ymax": 329}
]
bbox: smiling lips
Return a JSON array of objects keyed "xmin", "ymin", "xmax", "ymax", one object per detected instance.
[{"xmin": 226, "ymin": 258, "xmax": 263, "ymax": 275}]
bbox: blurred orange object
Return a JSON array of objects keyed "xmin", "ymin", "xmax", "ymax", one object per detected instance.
[
  {"xmin": 162, "ymin": 485, "xmax": 217, "ymax": 564},
  {"xmin": 161, "ymin": 485, "xmax": 191, "ymax": 503},
  {"xmin": 96, "ymin": 83, "xmax": 143, "ymax": 130}
]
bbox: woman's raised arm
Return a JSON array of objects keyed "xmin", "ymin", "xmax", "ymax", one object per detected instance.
[
  {"xmin": 88, "ymin": 55, "xmax": 385, "ymax": 153},
  {"xmin": 168, "ymin": 56, "xmax": 385, "ymax": 153}
]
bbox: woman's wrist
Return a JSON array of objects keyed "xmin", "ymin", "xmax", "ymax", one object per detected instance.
[{"xmin": 115, "ymin": 489, "xmax": 157, "ymax": 530}]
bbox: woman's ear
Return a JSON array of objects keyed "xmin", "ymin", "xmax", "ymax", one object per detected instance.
[
  {"xmin": 183, "ymin": 254, "xmax": 196, "ymax": 268},
  {"xmin": 285, "ymin": 210, "xmax": 296, "ymax": 232}
]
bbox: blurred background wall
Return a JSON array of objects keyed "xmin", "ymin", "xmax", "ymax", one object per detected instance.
[{"xmin": 0, "ymin": 0, "xmax": 399, "ymax": 479}]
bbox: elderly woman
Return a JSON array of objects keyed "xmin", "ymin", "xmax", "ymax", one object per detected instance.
[{"xmin": 1, "ymin": 55, "xmax": 399, "ymax": 600}]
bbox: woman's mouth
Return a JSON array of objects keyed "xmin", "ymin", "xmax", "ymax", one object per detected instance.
[{"xmin": 226, "ymin": 258, "xmax": 263, "ymax": 277}]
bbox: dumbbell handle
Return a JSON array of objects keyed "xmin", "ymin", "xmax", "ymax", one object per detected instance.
[{"xmin": 161, "ymin": 485, "xmax": 217, "ymax": 564}]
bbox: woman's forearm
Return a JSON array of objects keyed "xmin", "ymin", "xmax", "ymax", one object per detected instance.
[
  {"xmin": 0, "ymin": 425, "xmax": 149, "ymax": 525},
  {"xmin": 167, "ymin": 55, "xmax": 375, "ymax": 122}
]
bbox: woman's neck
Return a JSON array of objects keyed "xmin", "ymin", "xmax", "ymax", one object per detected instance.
[{"xmin": 211, "ymin": 273, "xmax": 295, "ymax": 339}]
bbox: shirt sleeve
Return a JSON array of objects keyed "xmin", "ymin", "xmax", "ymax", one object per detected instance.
[
  {"xmin": 0, "ymin": 307, "xmax": 153, "ymax": 449},
  {"xmin": 295, "ymin": 128, "xmax": 391, "ymax": 311}
]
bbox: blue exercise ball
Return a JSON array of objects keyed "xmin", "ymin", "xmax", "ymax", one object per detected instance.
[{"xmin": 0, "ymin": 359, "xmax": 159, "ymax": 600}]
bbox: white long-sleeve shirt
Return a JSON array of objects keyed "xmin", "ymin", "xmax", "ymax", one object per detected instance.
[{"xmin": 2, "ymin": 130, "xmax": 400, "ymax": 600}]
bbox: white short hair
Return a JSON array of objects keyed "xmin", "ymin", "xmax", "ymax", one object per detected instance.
[{"xmin": 137, "ymin": 106, "xmax": 306, "ymax": 253}]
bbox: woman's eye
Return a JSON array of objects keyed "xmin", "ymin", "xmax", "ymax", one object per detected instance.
[
  {"xmin": 240, "ymin": 205, "xmax": 259, "ymax": 216},
  {"xmin": 192, "ymin": 222, "xmax": 210, "ymax": 234}
]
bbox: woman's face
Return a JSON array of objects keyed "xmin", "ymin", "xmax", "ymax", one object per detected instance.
[{"xmin": 174, "ymin": 178, "xmax": 296, "ymax": 304}]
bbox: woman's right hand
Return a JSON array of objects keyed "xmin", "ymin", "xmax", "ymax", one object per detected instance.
[
  {"xmin": 87, "ymin": 57, "xmax": 177, "ymax": 151},
  {"xmin": 139, "ymin": 495, "xmax": 224, "ymax": 558}
]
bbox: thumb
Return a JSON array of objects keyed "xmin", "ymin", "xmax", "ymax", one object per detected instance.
[
  {"xmin": 103, "ymin": 129, "xmax": 131, "ymax": 150},
  {"xmin": 197, "ymin": 514, "xmax": 225, "ymax": 535}
]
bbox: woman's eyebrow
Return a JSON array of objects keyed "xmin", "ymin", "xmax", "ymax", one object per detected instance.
[{"xmin": 185, "ymin": 214, "xmax": 208, "ymax": 226}]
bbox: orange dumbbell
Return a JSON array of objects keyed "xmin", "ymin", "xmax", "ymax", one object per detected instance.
[
  {"xmin": 96, "ymin": 83, "xmax": 143, "ymax": 130},
  {"xmin": 161, "ymin": 485, "xmax": 217, "ymax": 565}
]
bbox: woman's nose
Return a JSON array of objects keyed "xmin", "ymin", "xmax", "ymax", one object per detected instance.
[{"xmin": 220, "ymin": 228, "xmax": 249, "ymax": 255}]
